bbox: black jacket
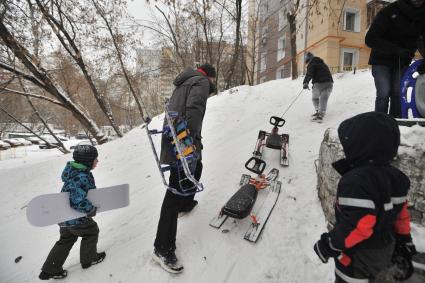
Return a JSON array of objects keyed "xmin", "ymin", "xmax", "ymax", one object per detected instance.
[
  {"xmin": 329, "ymin": 112, "xmax": 411, "ymax": 270},
  {"xmin": 303, "ymin": 57, "xmax": 333, "ymax": 85},
  {"xmin": 160, "ymin": 68, "xmax": 210, "ymax": 165},
  {"xmin": 365, "ymin": 0, "xmax": 425, "ymax": 67}
]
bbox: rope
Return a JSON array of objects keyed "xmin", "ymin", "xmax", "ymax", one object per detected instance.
[{"xmin": 280, "ymin": 89, "xmax": 304, "ymax": 118}]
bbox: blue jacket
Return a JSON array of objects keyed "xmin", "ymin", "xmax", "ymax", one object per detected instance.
[{"xmin": 60, "ymin": 161, "xmax": 96, "ymax": 226}]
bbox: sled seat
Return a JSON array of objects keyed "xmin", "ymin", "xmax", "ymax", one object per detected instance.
[
  {"xmin": 222, "ymin": 184, "xmax": 258, "ymax": 219},
  {"xmin": 266, "ymin": 133, "xmax": 283, "ymax": 149}
]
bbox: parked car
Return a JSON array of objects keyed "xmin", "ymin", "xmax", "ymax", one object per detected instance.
[
  {"xmin": 3, "ymin": 139, "xmax": 23, "ymax": 147},
  {"xmin": 70, "ymin": 140, "xmax": 97, "ymax": 150},
  {"xmin": 76, "ymin": 133, "xmax": 89, "ymax": 140},
  {"xmin": 56, "ymin": 135, "xmax": 69, "ymax": 141},
  {"xmin": 14, "ymin": 138, "xmax": 33, "ymax": 146},
  {"xmin": 26, "ymin": 137, "xmax": 42, "ymax": 145},
  {"xmin": 39, "ymin": 143, "xmax": 60, "ymax": 149},
  {"xmin": 0, "ymin": 140, "xmax": 11, "ymax": 150},
  {"xmin": 38, "ymin": 138, "xmax": 61, "ymax": 149}
]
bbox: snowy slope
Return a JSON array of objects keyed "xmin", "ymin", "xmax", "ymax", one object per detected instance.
[{"xmin": 1, "ymin": 69, "xmax": 424, "ymax": 283}]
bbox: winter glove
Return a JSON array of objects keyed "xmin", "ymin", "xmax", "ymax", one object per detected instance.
[
  {"xmin": 86, "ymin": 206, "xmax": 97, "ymax": 218},
  {"xmin": 395, "ymin": 234, "xmax": 417, "ymax": 258},
  {"xmin": 391, "ymin": 234, "xmax": 416, "ymax": 281},
  {"xmin": 417, "ymin": 61, "xmax": 425, "ymax": 75},
  {"xmin": 303, "ymin": 83, "xmax": 310, "ymax": 90},
  {"xmin": 313, "ymin": 233, "xmax": 341, "ymax": 263}
]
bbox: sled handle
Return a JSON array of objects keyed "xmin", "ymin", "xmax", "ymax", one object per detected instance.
[
  {"xmin": 270, "ymin": 116, "xmax": 285, "ymax": 127},
  {"xmin": 245, "ymin": 157, "xmax": 266, "ymax": 175}
]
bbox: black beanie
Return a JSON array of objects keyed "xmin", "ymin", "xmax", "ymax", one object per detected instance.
[
  {"xmin": 198, "ymin": 63, "xmax": 216, "ymax": 78},
  {"xmin": 73, "ymin": 144, "xmax": 98, "ymax": 168},
  {"xmin": 305, "ymin": 52, "xmax": 314, "ymax": 63}
]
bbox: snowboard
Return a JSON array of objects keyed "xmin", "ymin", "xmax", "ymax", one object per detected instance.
[{"xmin": 26, "ymin": 184, "xmax": 130, "ymax": 227}]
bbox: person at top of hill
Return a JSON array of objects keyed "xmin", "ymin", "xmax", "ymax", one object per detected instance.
[
  {"xmin": 153, "ymin": 63, "xmax": 216, "ymax": 274},
  {"xmin": 365, "ymin": 0, "xmax": 425, "ymax": 118},
  {"xmin": 39, "ymin": 144, "xmax": 106, "ymax": 280},
  {"xmin": 313, "ymin": 112, "xmax": 416, "ymax": 282},
  {"xmin": 302, "ymin": 52, "xmax": 334, "ymax": 123}
]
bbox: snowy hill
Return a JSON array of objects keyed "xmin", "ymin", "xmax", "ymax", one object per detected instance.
[{"xmin": 1, "ymin": 69, "xmax": 424, "ymax": 283}]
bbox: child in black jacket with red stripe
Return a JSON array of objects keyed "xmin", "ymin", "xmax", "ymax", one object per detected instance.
[{"xmin": 314, "ymin": 112, "xmax": 416, "ymax": 282}]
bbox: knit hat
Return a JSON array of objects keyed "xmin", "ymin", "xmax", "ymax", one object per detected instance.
[
  {"xmin": 73, "ymin": 144, "xmax": 98, "ymax": 168},
  {"xmin": 304, "ymin": 52, "xmax": 314, "ymax": 63},
  {"xmin": 198, "ymin": 63, "xmax": 216, "ymax": 78}
]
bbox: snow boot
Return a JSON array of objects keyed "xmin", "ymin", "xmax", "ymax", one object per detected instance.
[
  {"xmin": 39, "ymin": 270, "xmax": 68, "ymax": 280},
  {"xmin": 311, "ymin": 113, "xmax": 323, "ymax": 123},
  {"xmin": 152, "ymin": 249, "xmax": 184, "ymax": 274},
  {"xmin": 81, "ymin": 252, "xmax": 106, "ymax": 269},
  {"xmin": 311, "ymin": 111, "xmax": 319, "ymax": 118}
]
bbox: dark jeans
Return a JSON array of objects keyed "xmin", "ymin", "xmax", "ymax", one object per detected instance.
[
  {"xmin": 154, "ymin": 160, "xmax": 203, "ymax": 254},
  {"xmin": 41, "ymin": 218, "xmax": 99, "ymax": 273},
  {"xmin": 372, "ymin": 65, "xmax": 407, "ymax": 118}
]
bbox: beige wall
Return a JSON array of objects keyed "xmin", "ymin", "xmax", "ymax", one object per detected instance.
[{"xmin": 305, "ymin": 0, "xmax": 371, "ymax": 72}]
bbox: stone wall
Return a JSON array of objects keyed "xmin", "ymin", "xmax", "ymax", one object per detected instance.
[{"xmin": 316, "ymin": 128, "xmax": 425, "ymax": 226}]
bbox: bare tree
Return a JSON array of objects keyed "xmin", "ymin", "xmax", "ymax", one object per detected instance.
[
  {"xmin": 223, "ymin": 0, "xmax": 243, "ymax": 89},
  {"xmin": 33, "ymin": 0, "xmax": 123, "ymax": 137},
  {"xmin": 0, "ymin": 0, "xmax": 148, "ymax": 143},
  {"xmin": 91, "ymin": 0, "xmax": 148, "ymax": 120},
  {"xmin": 144, "ymin": 0, "xmax": 245, "ymax": 91},
  {"xmin": 0, "ymin": 18, "xmax": 107, "ymax": 143}
]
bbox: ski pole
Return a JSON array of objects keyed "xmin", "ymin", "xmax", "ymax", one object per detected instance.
[{"xmin": 280, "ymin": 88, "xmax": 304, "ymax": 118}]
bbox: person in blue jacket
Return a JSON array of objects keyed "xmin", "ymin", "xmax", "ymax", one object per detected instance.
[{"xmin": 39, "ymin": 145, "xmax": 106, "ymax": 280}]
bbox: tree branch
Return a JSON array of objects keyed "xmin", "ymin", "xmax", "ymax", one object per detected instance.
[{"xmin": 0, "ymin": 87, "xmax": 65, "ymax": 107}]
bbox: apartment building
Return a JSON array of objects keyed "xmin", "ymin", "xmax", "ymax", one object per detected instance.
[
  {"xmin": 252, "ymin": 0, "xmax": 395, "ymax": 84},
  {"xmin": 255, "ymin": 0, "xmax": 294, "ymax": 84}
]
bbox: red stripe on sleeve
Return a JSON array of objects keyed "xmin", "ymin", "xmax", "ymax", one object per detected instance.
[
  {"xmin": 339, "ymin": 253, "xmax": 352, "ymax": 267},
  {"xmin": 345, "ymin": 214, "xmax": 376, "ymax": 248},
  {"xmin": 394, "ymin": 202, "xmax": 411, "ymax": 235}
]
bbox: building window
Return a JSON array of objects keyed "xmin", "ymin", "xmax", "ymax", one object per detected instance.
[
  {"xmin": 343, "ymin": 7, "xmax": 361, "ymax": 32},
  {"xmin": 260, "ymin": 52, "xmax": 266, "ymax": 73},
  {"xmin": 260, "ymin": 2, "xmax": 269, "ymax": 22},
  {"xmin": 276, "ymin": 67, "xmax": 285, "ymax": 79},
  {"xmin": 341, "ymin": 48, "xmax": 359, "ymax": 71},
  {"xmin": 261, "ymin": 26, "xmax": 268, "ymax": 46},
  {"xmin": 278, "ymin": 8, "xmax": 287, "ymax": 31},
  {"xmin": 277, "ymin": 36, "xmax": 286, "ymax": 61}
]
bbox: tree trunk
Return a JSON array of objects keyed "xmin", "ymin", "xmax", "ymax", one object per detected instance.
[
  {"xmin": 288, "ymin": 13, "xmax": 299, "ymax": 80},
  {"xmin": 225, "ymin": 0, "xmax": 242, "ymax": 89}
]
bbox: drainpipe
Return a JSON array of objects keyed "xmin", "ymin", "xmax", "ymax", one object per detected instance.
[{"xmin": 303, "ymin": 0, "xmax": 310, "ymax": 75}]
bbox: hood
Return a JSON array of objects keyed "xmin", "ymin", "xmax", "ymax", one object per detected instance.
[
  {"xmin": 310, "ymin": 57, "xmax": 324, "ymax": 65},
  {"xmin": 61, "ymin": 161, "xmax": 89, "ymax": 182},
  {"xmin": 173, "ymin": 68, "xmax": 203, "ymax": 86},
  {"xmin": 337, "ymin": 112, "xmax": 400, "ymax": 166},
  {"xmin": 398, "ymin": 0, "xmax": 425, "ymax": 19}
]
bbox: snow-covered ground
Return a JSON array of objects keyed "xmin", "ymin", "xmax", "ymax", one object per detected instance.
[
  {"xmin": 0, "ymin": 139, "xmax": 83, "ymax": 169},
  {"xmin": 0, "ymin": 69, "xmax": 424, "ymax": 283}
]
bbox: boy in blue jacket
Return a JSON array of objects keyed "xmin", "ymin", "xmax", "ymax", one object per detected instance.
[{"xmin": 39, "ymin": 145, "xmax": 106, "ymax": 280}]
